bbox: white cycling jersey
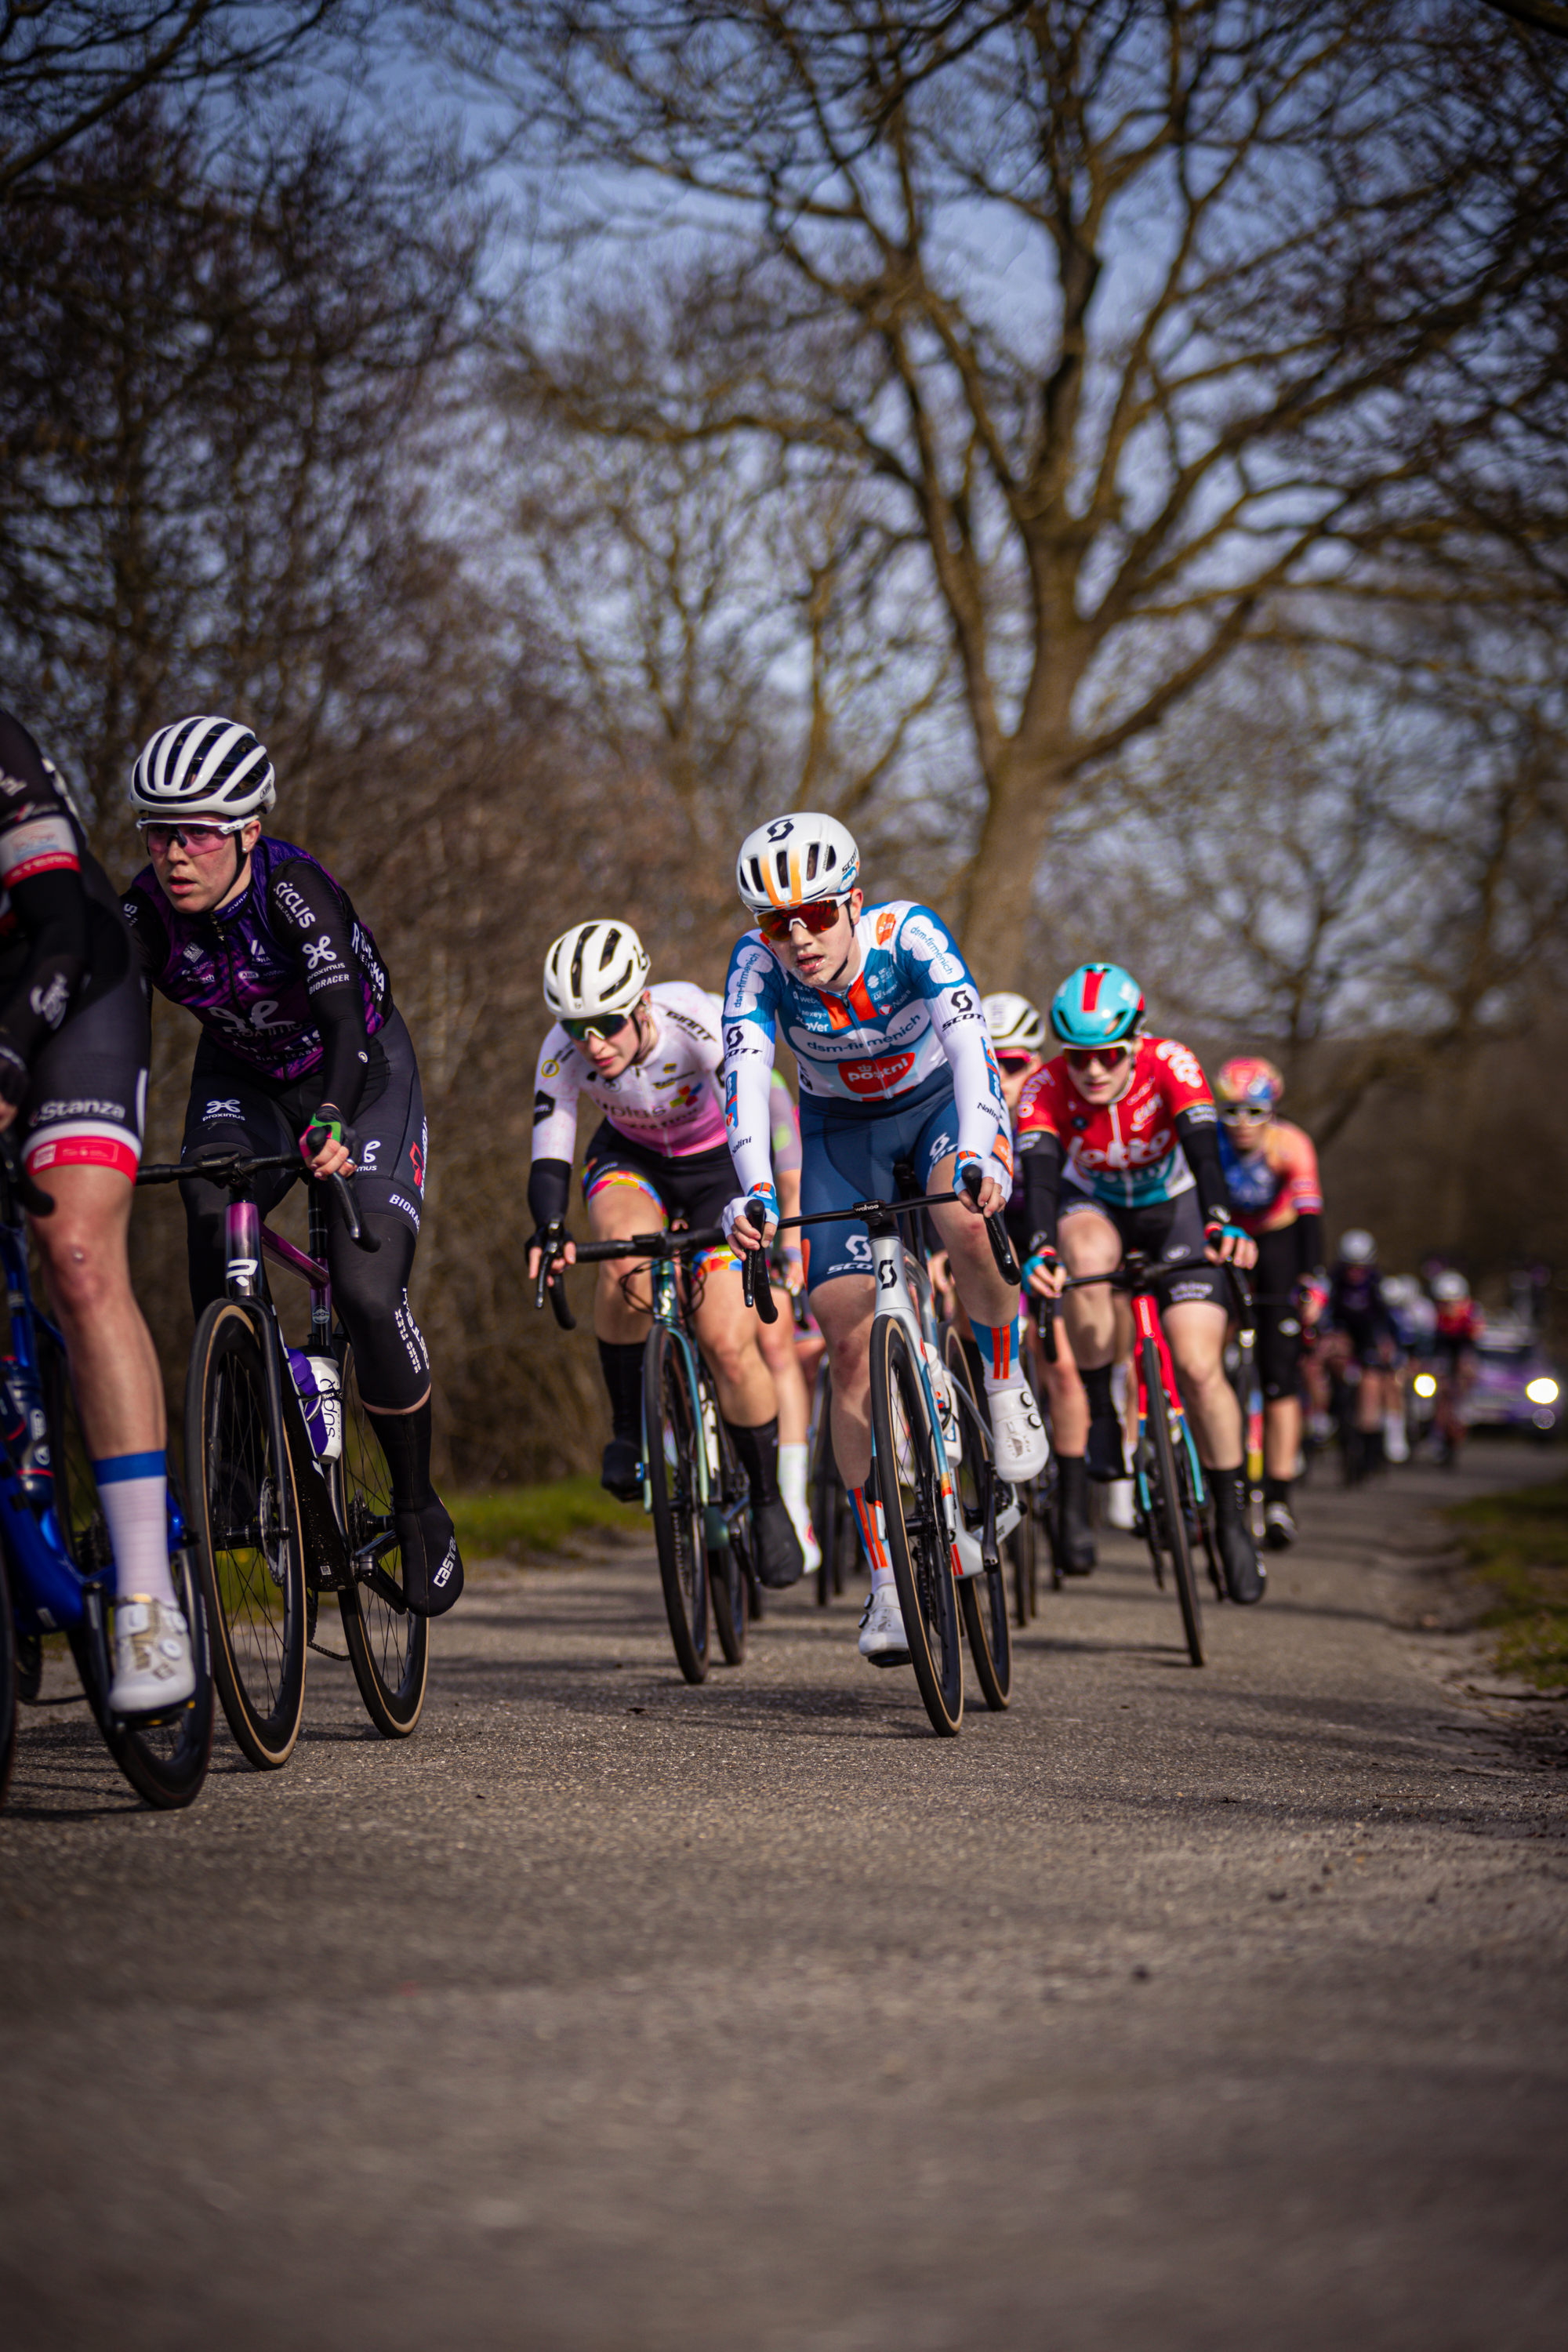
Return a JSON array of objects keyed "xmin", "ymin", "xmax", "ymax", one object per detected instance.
[{"xmin": 531, "ymin": 981, "xmax": 730, "ymax": 1162}]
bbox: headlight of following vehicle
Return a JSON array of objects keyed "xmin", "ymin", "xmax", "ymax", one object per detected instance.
[
  {"xmin": 1526, "ymin": 1377, "xmax": 1559, "ymax": 1406},
  {"xmin": 1412, "ymin": 1373, "xmax": 1438, "ymax": 1399}
]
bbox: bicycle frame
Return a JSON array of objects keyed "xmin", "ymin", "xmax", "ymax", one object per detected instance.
[{"xmin": 1126, "ymin": 1286, "xmax": 1209, "ymax": 1526}]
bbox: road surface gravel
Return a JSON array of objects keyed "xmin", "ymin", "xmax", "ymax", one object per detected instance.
[{"xmin": 2, "ymin": 1439, "xmax": 1565, "ymax": 2350}]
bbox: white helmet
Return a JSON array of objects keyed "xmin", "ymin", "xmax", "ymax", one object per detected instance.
[
  {"xmin": 543, "ymin": 920, "xmax": 651, "ymax": 1019},
  {"xmin": 1381, "ymin": 1275, "xmax": 1418, "ymax": 1308},
  {"xmin": 130, "ymin": 716, "xmax": 275, "ymax": 819},
  {"xmin": 982, "ymin": 993, "xmax": 1045, "ymax": 1054},
  {"xmin": 1432, "ymin": 1269, "xmax": 1470, "ymax": 1303},
  {"xmin": 736, "ymin": 812, "xmax": 858, "ymax": 914},
  {"xmin": 1339, "ymin": 1229, "xmax": 1377, "ymax": 1265}
]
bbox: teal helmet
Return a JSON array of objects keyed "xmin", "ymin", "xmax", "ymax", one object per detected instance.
[{"xmin": 1050, "ymin": 962, "xmax": 1145, "ymax": 1049}]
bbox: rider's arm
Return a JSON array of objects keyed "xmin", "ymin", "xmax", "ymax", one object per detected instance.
[
  {"xmin": 1294, "ymin": 1210, "xmax": 1324, "ymax": 1282},
  {"xmin": 0, "ymin": 853, "xmax": 90, "ymax": 1098},
  {"xmin": 895, "ymin": 909, "xmax": 1009, "ymax": 1180},
  {"xmin": 721, "ymin": 934, "xmax": 781, "ymax": 1203},
  {"xmin": 528, "ymin": 1025, "xmax": 583, "ymax": 1227},
  {"xmin": 1017, "ymin": 1128, "xmax": 1065, "ymax": 1256},
  {"xmin": 267, "ymin": 859, "xmax": 374, "ymax": 1123},
  {"xmin": 1173, "ymin": 1105, "xmax": 1235, "ymax": 1229}
]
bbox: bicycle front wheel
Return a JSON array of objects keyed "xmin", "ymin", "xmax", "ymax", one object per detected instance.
[
  {"xmin": 869, "ymin": 1315, "xmax": 963, "ymax": 1736},
  {"xmin": 942, "ymin": 1328, "xmax": 1011, "ymax": 1709},
  {"xmin": 703, "ymin": 1382, "xmax": 749, "ymax": 1668},
  {"xmin": 1142, "ymin": 1335, "xmax": 1203, "ymax": 1668},
  {"xmin": 335, "ymin": 1341, "xmax": 429, "ymax": 1737},
  {"xmin": 186, "ymin": 1299, "xmax": 307, "ymax": 1766},
  {"xmin": 644, "ymin": 1324, "xmax": 710, "ymax": 1683}
]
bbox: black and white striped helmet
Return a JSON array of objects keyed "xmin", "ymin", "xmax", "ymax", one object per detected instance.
[
  {"xmin": 129, "ymin": 716, "xmax": 276, "ymax": 820},
  {"xmin": 543, "ymin": 920, "xmax": 652, "ymax": 1018}
]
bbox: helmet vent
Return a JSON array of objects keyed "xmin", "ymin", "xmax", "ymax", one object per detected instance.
[{"xmin": 804, "ymin": 842, "xmax": 819, "ymax": 883}]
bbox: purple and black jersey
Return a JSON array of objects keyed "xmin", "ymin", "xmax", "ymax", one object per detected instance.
[{"xmin": 123, "ymin": 836, "xmax": 390, "ymax": 1118}]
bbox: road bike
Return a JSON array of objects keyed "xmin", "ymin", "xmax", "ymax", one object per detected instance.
[
  {"xmin": 532, "ymin": 1221, "xmax": 757, "ymax": 1684},
  {"xmin": 136, "ymin": 1150, "xmax": 426, "ymax": 1767},
  {"xmin": 1040, "ymin": 1253, "xmax": 1251, "ymax": 1669},
  {"xmin": 0, "ymin": 1145, "xmax": 212, "ymax": 1810},
  {"xmin": 747, "ymin": 1169, "xmax": 1025, "ymax": 1737}
]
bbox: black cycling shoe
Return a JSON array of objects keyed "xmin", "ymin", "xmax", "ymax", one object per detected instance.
[
  {"xmin": 601, "ymin": 1436, "xmax": 643, "ymax": 1501},
  {"xmin": 1212, "ymin": 1474, "xmax": 1265, "ymax": 1604},
  {"xmin": 753, "ymin": 1497, "xmax": 806, "ymax": 1589},
  {"xmin": 398, "ymin": 1498, "xmax": 465, "ymax": 1617},
  {"xmin": 1085, "ymin": 1412, "xmax": 1128, "ymax": 1484},
  {"xmin": 1054, "ymin": 1455, "xmax": 1097, "ymax": 1575}
]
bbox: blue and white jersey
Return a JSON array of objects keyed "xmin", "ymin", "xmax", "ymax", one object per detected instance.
[{"xmin": 722, "ymin": 901, "xmax": 1010, "ymax": 1199}]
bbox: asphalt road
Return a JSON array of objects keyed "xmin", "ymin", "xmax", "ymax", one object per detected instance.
[{"xmin": 2, "ymin": 1439, "xmax": 1566, "ymax": 2351}]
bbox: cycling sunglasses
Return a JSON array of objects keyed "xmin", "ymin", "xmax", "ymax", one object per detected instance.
[
  {"xmin": 136, "ymin": 815, "xmax": 249, "ymax": 857},
  {"xmin": 757, "ymin": 899, "xmax": 847, "ymax": 942},
  {"xmin": 995, "ymin": 1051, "xmax": 1036, "ymax": 1075},
  {"xmin": 1065, "ymin": 1044, "xmax": 1131, "ymax": 1072},
  {"xmin": 1220, "ymin": 1101, "xmax": 1270, "ymax": 1123},
  {"xmin": 562, "ymin": 1008, "xmax": 636, "ymax": 1044}
]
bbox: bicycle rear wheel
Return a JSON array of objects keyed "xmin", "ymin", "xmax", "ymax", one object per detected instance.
[
  {"xmin": 644, "ymin": 1324, "xmax": 710, "ymax": 1683},
  {"xmin": 869, "ymin": 1315, "xmax": 963, "ymax": 1736},
  {"xmin": 809, "ymin": 1363, "xmax": 844, "ymax": 1607},
  {"xmin": 40, "ymin": 1330, "xmax": 213, "ymax": 1808},
  {"xmin": 335, "ymin": 1341, "xmax": 429, "ymax": 1737},
  {"xmin": 1142, "ymin": 1335, "xmax": 1203, "ymax": 1667},
  {"xmin": 942, "ymin": 1329, "xmax": 1011, "ymax": 1709},
  {"xmin": 186, "ymin": 1299, "xmax": 307, "ymax": 1766}
]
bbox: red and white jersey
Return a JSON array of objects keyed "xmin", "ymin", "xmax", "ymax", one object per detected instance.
[
  {"xmin": 532, "ymin": 982, "xmax": 730, "ymax": 1162},
  {"xmin": 1015, "ymin": 1035, "xmax": 1215, "ymax": 1207},
  {"xmin": 1219, "ymin": 1116, "xmax": 1323, "ymax": 1237}
]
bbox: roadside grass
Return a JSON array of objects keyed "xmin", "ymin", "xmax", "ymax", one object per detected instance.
[
  {"xmin": 1446, "ymin": 1473, "xmax": 1568, "ymax": 1690},
  {"xmin": 448, "ymin": 1475, "xmax": 642, "ymax": 1563}
]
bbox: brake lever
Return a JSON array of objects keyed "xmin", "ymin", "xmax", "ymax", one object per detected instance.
[
  {"xmin": 961, "ymin": 1163, "xmax": 1021, "ymax": 1285},
  {"xmin": 1037, "ymin": 1293, "xmax": 1058, "ymax": 1364},
  {"xmin": 327, "ymin": 1169, "xmax": 379, "ymax": 1251},
  {"xmin": 534, "ymin": 1224, "xmax": 577, "ymax": 1330},
  {"xmin": 742, "ymin": 1202, "xmax": 778, "ymax": 1324}
]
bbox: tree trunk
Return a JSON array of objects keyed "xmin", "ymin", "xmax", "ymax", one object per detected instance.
[{"xmin": 953, "ymin": 749, "xmax": 1075, "ymax": 990}]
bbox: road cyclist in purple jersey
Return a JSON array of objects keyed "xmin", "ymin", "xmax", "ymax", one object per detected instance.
[
  {"xmin": 720, "ymin": 811, "xmax": 1047, "ymax": 1668},
  {"xmin": 524, "ymin": 919, "xmax": 805, "ymax": 1592},
  {"xmin": 122, "ymin": 715, "xmax": 462, "ymax": 1617},
  {"xmin": 0, "ymin": 708, "xmax": 194, "ymax": 1711}
]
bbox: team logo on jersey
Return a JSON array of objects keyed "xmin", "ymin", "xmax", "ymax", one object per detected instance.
[
  {"xmin": 876, "ymin": 910, "xmax": 897, "ymax": 946},
  {"xmin": 409, "ymin": 1138, "xmax": 426, "ymax": 1192},
  {"xmin": 534, "ymin": 1089, "xmax": 554, "ymax": 1123},
  {"xmin": 840, "ymin": 1051, "xmax": 914, "ymax": 1097}
]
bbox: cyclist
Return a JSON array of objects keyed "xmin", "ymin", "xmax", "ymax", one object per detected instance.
[
  {"xmin": 524, "ymin": 920, "xmax": 804, "ymax": 1589},
  {"xmin": 720, "ymin": 813, "xmax": 1045, "ymax": 1668},
  {"xmin": 0, "ymin": 709, "xmax": 193, "ymax": 1711},
  {"xmin": 1430, "ymin": 1269, "xmax": 1481, "ymax": 1464},
  {"xmin": 123, "ymin": 716, "xmax": 463, "ymax": 1617},
  {"xmin": 982, "ymin": 993, "xmax": 1097, "ymax": 1573},
  {"xmin": 1015, "ymin": 964, "xmax": 1265, "ymax": 1606},
  {"xmin": 1214, "ymin": 1055, "xmax": 1326, "ymax": 1550},
  {"xmin": 1325, "ymin": 1229, "xmax": 1397, "ymax": 1477}
]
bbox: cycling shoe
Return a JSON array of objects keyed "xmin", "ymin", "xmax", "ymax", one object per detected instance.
[
  {"xmin": 601, "ymin": 1436, "xmax": 643, "ymax": 1501},
  {"xmin": 398, "ymin": 1498, "xmax": 465, "ymax": 1617},
  {"xmin": 858, "ymin": 1585, "xmax": 910, "ymax": 1666},
  {"xmin": 989, "ymin": 1383, "xmax": 1048, "ymax": 1479},
  {"xmin": 753, "ymin": 1497, "xmax": 805, "ymax": 1588},
  {"xmin": 109, "ymin": 1596, "xmax": 195, "ymax": 1713},
  {"xmin": 1264, "ymin": 1499, "xmax": 1298, "ymax": 1551},
  {"xmin": 1085, "ymin": 1412, "xmax": 1128, "ymax": 1484},
  {"xmin": 1212, "ymin": 1476, "xmax": 1265, "ymax": 1604}
]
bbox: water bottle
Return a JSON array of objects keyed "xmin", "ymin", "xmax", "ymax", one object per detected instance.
[
  {"xmin": 286, "ymin": 1349, "xmax": 343, "ymax": 1462},
  {"xmin": 0, "ymin": 1354, "xmax": 53, "ymax": 1508}
]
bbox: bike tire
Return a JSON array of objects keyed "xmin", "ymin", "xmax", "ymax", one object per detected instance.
[
  {"xmin": 186, "ymin": 1298, "xmax": 307, "ymax": 1767},
  {"xmin": 1142, "ymin": 1335, "xmax": 1203, "ymax": 1667},
  {"xmin": 644, "ymin": 1324, "xmax": 710, "ymax": 1683},
  {"xmin": 38, "ymin": 1329, "xmax": 214, "ymax": 1808},
  {"xmin": 869, "ymin": 1315, "xmax": 963, "ymax": 1736},
  {"xmin": 942, "ymin": 1329, "xmax": 1011, "ymax": 1708},
  {"xmin": 705, "ymin": 1387, "xmax": 749, "ymax": 1668},
  {"xmin": 809, "ymin": 1363, "xmax": 840, "ymax": 1606},
  {"xmin": 334, "ymin": 1341, "xmax": 429, "ymax": 1737},
  {"xmin": 0, "ymin": 1547, "xmax": 15, "ymax": 1809}
]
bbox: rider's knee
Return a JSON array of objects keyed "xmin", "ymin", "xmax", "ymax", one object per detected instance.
[{"xmin": 36, "ymin": 1223, "xmax": 125, "ymax": 1321}]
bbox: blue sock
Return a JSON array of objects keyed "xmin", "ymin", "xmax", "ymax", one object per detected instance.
[{"xmin": 969, "ymin": 1319, "xmax": 1024, "ymax": 1392}]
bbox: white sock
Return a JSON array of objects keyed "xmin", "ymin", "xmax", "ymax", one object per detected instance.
[
  {"xmin": 851, "ymin": 1486, "xmax": 896, "ymax": 1591},
  {"xmin": 95, "ymin": 1450, "xmax": 176, "ymax": 1608},
  {"xmin": 779, "ymin": 1440, "xmax": 809, "ymax": 1537},
  {"xmin": 971, "ymin": 1317, "xmax": 1026, "ymax": 1395}
]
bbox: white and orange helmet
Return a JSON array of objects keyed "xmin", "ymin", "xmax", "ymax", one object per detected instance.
[{"xmin": 736, "ymin": 812, "xmax": 859, "ymax": 915}]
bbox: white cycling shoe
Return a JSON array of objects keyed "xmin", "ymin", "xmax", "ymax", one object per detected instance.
[
  {"xmin": 109, "ymin": 1595, "xmax": 195, "ymax": 1714},
  {"xmin": 858, "ymin": 1585, "xmax": 911, "ymax": 1668},
  {"xmin": 988, "ymin": 1383, "xmax": 1049, "ymax": 1480}
]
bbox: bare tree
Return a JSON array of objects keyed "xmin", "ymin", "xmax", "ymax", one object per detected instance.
[{"xmin": 431, "ymin": 1, "xmax": 1568, "ymax": 972}]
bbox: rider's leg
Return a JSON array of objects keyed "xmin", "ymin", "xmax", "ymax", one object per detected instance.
[
  {"xmin": 584, "ymin": 1172, "xmax": 662, "ymax": 1483},
  {"xmin": 692, "ymin": 1255, "xmax": 803, "ymax": 1588},
  {"xmin": 30, "ymin": 1163, "xmax": 174, "ymax": 1609},
  {"xmin": 927, "ymin": 1153, "xmax": 1045, "ymax": 1477},
  {"xmin": 1165, "ymin": 1296, "xmax": 1263, "ymax": 1601},
  {"xmin": 753, "ymin": 1281, "xmax": 816, "ymax": 1560},
  {"xmin": 1058, "ymin": 1205, "xmax": 1133, "ymax": 1479}
]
